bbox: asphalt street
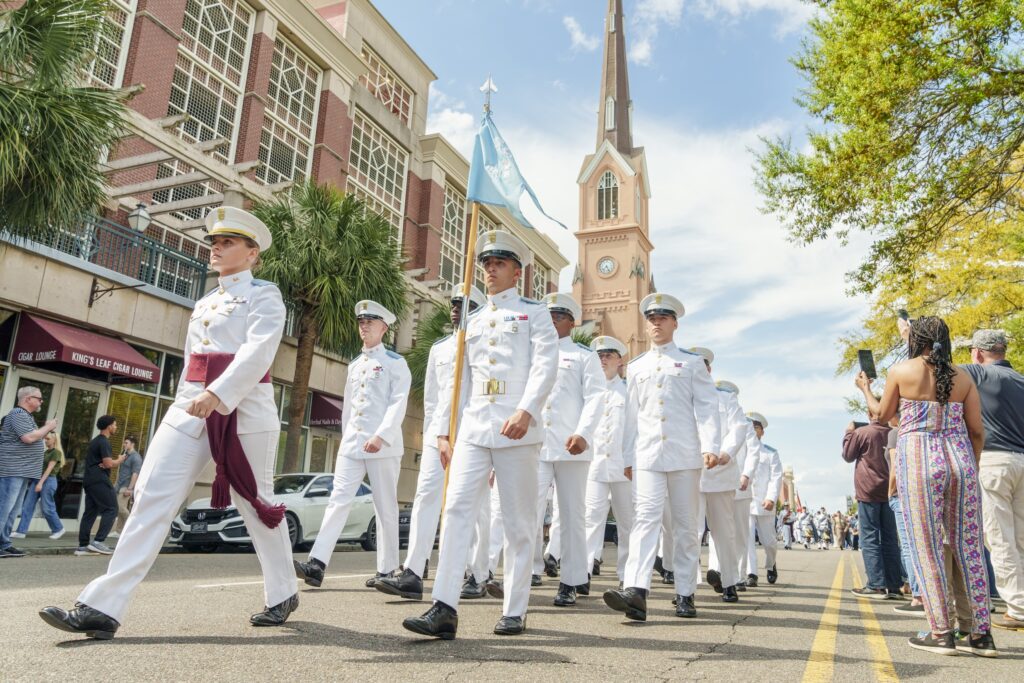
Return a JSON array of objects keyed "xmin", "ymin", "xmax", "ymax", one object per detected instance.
[{"xmin": 1, "ymin": 545, "xmax": 1021, "ymax": 681}]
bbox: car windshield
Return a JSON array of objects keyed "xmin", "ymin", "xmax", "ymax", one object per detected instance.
[{"xmin": 273, "ymin": 475, "xmax": 313, "ymax": 494}]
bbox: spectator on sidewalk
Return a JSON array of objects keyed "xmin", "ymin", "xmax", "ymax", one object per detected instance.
[
  {"xmin": 886, "ymin": 415, "xmax": 924, "ymax": 612},
  {"xmin": 962, "ymin": 329, "xmax": 1024, "ymax": 631},
  {"xmin": 76, "ymin": 416, "xmax": 124, "ymax": 556},
  {"xmin": 843, "ymin": 416, "xmax": 902, "ymax": 598},
  {"xmin": 0, "ymin": 387, "xmax": 57, "ymax": 558},
  {"xmin": 111, "ymin": 436, "xmax": 143, "ymax": 537},
  {"xmin": 778, "ymin": 504, "xmax": 794, "ymax": 549},
  {"xmin": 849, "ymin": 514, "xmax": 860, "ymax": 551},
  {"xmin": 12, "ymin": 432, "xmax": 65, "ymax": 540}
]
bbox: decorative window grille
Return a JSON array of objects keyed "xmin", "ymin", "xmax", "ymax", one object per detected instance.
[
  {"xmin": 359, "ymin": 44, "xmax": 414, "ymax": 127},
  {"xmin": 350, "ymin": 186, "xmax": 402, "ymax": 236},
  {"xmin": 87, "ymin": 0, "xmax": 136, "ymax": 88},
  {"xmin": 168, "ymin": 0, "xmax": 254, "ymax": 162},
  {"xmin": 258, "ymin": 37, "xmax": 321, "ymax": 185},
  {"xmin": 152, "ymin": 158, "xmax": 224, "ymax": 221},
  {"xmin": 532, "ymin": 263, "xmax": 550, "ymax": 298},
  {"xmin": 439, "ymin": 185, "xmax": 467, "ymax": 289},
  {"xmin": 597, "ymin": 170, "xmax": 618, "ymax": 220},
  {"xmin": 348, "ymin": 111, "xmax": 408, "ymax": 238}
]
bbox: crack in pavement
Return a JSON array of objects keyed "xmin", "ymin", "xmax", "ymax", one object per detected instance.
[{"xmin": 680, "ymin": 587, "xmax": 777, "ymax": 670}]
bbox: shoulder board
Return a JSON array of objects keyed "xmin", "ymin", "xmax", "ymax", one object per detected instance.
[
  {"xmin": 251, "ymin": 279, "xmax": 275, "ymax": 287},
  {"xmin": 385, "ymin": 349, "xmax": 402, "ymax": 360},
  {"xmin": 679, "ymin": 348, "xmax": 701, "ymax": 357},
  {"xmin": 432, "ymin": 334, "xmax": 452, "ymax": 347},
  {"xmin": 520, "ymin": 297, "xmax": 542, "ymax": 305},
  {"xmin": 575, "ymin": 342, "xmax": 592, "ymax": 352},
  {"xmin": 628, "ymin": 351, "xmax": 648, "ymax": 364},
  {"xmin": 762, "ymin": 444, "xmax": 778, "ymax": 453}
]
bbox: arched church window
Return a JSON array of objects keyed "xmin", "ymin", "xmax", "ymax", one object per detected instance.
[{"xmin": 598, "ymin": 171, "xmax": 618, "ymax": 220}]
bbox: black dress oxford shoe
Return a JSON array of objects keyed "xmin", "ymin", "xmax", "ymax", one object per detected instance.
[
  {"xmin": 722, "ymin": 585, "xmax": 739, "ymax": 603},
  {"xmin": 531, "ymin": 573, "xmax": 543, "ymax": 587},
  {"xmin": 603, "ymin": 587, "xmax": 647, "ymax": 621},
  {"xmin": 554, "ymin": 582, "xmax": 577, "ymax": 607},
  {"xmin": 365, "ymin": 572, "xmax": 388, "ymax": 588},
  {"xmin": 422, "ymin": 559, "xmax": 429, "ymax": 580},
  {"xmin": 494, "ymin": 614, "xmax": 526, "ymax": 635},
  {"xmin": 250, "ymin": 593, "xmax": 299, "ymax": 626},
  {"xmin": 543, "ymin": 553, "xmax": 559, "ymax": 578},
  {"xmin": 706, "ymin": 569, "xmax": 723, "ymax": 594},
  {"xmin": 485, "ymin": 577, "xmax": 504, "ymax": 599},
  {"xmin": 294, "ymin": 558, "xmax": 325, "ymax": 587},
  {"xmin": 375, "ymin": 567, "xmax": 423, "ymax": 600},
  {"xmin": 746, "ymin": 573, "xmax": 759, "ymax": 588},
  {"xmin": 593, "ymin": 559, "xmax": 602, "ymax": 576},
  {"xmin": 662, "ymin": 570, "xmax": 675, "ymax": 585},
  {"xmin": 39, "ymin": 604, "xmax": 119, "ymax": 640},
  {"xmin": 675, "ymin": 594, "xmax": 697, "ymax": 618},
  {"xmin": 653, "ymin": 555, "xmax": 665, "ymax": 579},
  {"xmin": 577, "ymin": 576, "xmax": 591, "ymax": 596},
  {"xmin": 403, "ymin": 601, "xmax": 458, "ymax": 640},
  {"xmin": 735, "ymin": 582, "xmax": 747, "ymax": 592},
  {"xmin": 767, "ymin": 565, "xmax": 778, "ymax": 584},
  {"xmin": 461, "ymin": 575, "xmax": 487, "ymax": 599}
]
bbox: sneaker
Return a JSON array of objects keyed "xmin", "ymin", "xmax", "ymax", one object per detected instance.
[
  {"xmin": 10, "ymin": 531, "xmax": 26, "ymax": 539},
  {"xmin": 954, "ymin": 631, "xmax": 998, "ymax": 658},
  {"xmin": 87, "ymin": 541, "xmax": 113, "ymax": 555},
  {"xmin": 1, "ymin": 546, "xmax": 26, "ymax": 558},
  {"xmin": 74, "ymin": 546, "xmax": 97, "ymax": 556},
  {"xmin": 993, "ymin": 614, "xmax": 1024, "ymax": 631},
  {"xmin": 851, "ymin": 587, "xmax": 889, "ymax": 600},
  {"xmin": 908, "ymin": 631, "xmax": 958, "ymax": 656},
  {"xmin": 894, "ymin": 601, "xmax": 925, "ymax": 613},
  {"xmin": 49, "ymin": 529, "xmax": 66, "ymax": 540}
]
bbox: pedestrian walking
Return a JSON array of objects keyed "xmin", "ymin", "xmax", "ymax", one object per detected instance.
[
  {"xmin": 2, "ymin": 392, "xmax": 58, "ymax": 557},
  {"xmin": 75, "ymin": 416, "xmax": 122, "ymax": 556},
  {"xmin": 111, "ymin": 436, "xmax": 143, "ymax": 536},
  {"xmin": 12, "ymin": 432, "xmax": 65, "ymax": 540}
]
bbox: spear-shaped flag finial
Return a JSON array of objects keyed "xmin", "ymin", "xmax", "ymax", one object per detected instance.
[{"xmin": 480, "ymin": 75, "xmax": 498, "ymax": 113}]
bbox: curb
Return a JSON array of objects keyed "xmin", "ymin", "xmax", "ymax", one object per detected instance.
[{"xmin": 10, "ymin": 546, "xmax": 184, "ymax": 557}]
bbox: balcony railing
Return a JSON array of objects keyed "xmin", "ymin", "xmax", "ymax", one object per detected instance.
[{"xmin": 28, "ymin": 216, "xmax": 208, "ymax": 301}]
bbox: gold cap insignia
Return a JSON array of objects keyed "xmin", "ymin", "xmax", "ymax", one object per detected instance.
[
  {"xmin": 361, "ymin": 302, "xmax": 368, "ymax": 311},
  {"xmin": 217, "ymin": 207, "xmax": 225, "ymax": 221},
  {"xmin": 655, "ymin": 294, "xmax": 662, "ymax": 305},
  {"xmin": 488, "ymin": 232, "xmax": 496, "ymax": 244}
]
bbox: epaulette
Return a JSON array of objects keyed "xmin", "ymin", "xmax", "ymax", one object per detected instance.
[
  {"xmin": 520, "ymin": 296, "xmax": 542, "ymax": 305},
  {"xmin": 679, "ymin": 348, "xmax": 701, "ymax": 357},
  {"xmin": 385, "ymin": 349, "xmax": 402, "ymax": 360},
  {"xmin": 575, "ymin": 342, "xmax": 592, "ymax": 352},
  {"xmin": 762, "ymin": 443, "xmax": 778, "ymax": 454},
  {"xmin": 432, "ymin": 334, "xmax": 452, "ymax": 347},
  {"xmin": 628, "ymin": 351, "xmax": 648, "ymax": 364},
  {"xmin": 251, "ymin": 279, "xmax": 275, "ymax": 287}
]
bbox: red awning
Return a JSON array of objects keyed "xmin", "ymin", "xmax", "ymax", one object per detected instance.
[
  {"xmin": 309, "ymin": 392, "xmax": 343, "ymax": 428},
  {"xmin": 12, "ymin": 315, "xmax": 160, "ymax": 383}
]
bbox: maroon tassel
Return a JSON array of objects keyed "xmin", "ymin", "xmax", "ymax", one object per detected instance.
[
  {"xmin": 210, "ymin": 469, "xmax": 232, "ymax": 509},
  {"xmin": 256, "ymin": 501, "xmax": 287, "ymax": 528}
]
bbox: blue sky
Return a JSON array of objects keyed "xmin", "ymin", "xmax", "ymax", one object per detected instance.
[{"xmin": 373, "ymin": 0, "xmax": 870, "ymax": 513}]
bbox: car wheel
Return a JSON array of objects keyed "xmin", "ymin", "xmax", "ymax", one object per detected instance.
[
  {"xmin": 286, "ymin": 513, "xmax": 301, "ymax": 550},
  {"xmin": 360, "ymin": 517, "xmax": 377, "ymax": 552},
  {"xmin": 182, "ymin": 543, "xmax": 219, "ymax": 553}
]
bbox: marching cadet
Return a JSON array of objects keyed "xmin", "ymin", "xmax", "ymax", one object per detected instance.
[
  {"xmin": 375, "ymin": 284, "xmax": 485, "ymax": 601},
  {"xmin": 40, "ymin": 207, "xmax": 297, "ymax": 638},
  {"xmin": 603, "ymin": 294, "xmax": 721, "ymax": 622},
  {"xmin": 402, "ymin": 230, "xmax": 558, "ymax": 639},
  {"xmin": 531, "ymin": 293, "xmax": 604, "ymax": 607},
  {"xmin": 743, "ymin": 412, "xmax": 783, "ymax": 587},
  {"xmin": 294, "ymin": 301, "xmax": 411, "ymax": 589},
  {"xmin": 584, "ymin": 336, "xmax": 634, "ymax": 584}
]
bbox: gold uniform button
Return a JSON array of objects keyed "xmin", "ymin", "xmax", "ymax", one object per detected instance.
[
  {"xmin": 489, "ymin": 320, "xmax": 496, "ymax": 328},
  {"xmin": 489, "ymin": 358, "xmax": 496, "ymax": 364},
  {"xmin": 218, "ymin": 288, "xmax": 225, "ymax": 295},
  {"xmin": 656, "ymin": 383, "xmax": 663, "ymax": 389},
  {"xmin": 662, "ymin": 436, "xmax": 667, "ymax": 441},
  {"xmin": 202, "ymin": 338, "xmax": 210, "ymax": 345},
  {"xmin": 211, "ymin": 304, "xmax": 217, "ymax": 310},
  {"xmin": 488, "ymin": 339, "xmax": 496, "ymax": 346},
  {"xmin": 203, "ymin": 320, "xmax": 210, "ymax": 327},
  {"xmin": 489, "ymin": 397, "xmax": 496, "ymax": 404},
  {"xmin": 490, "ymin": 304, "xmax": 497, "ymax": 311}
]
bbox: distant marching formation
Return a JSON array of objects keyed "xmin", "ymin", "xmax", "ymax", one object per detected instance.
[{"xmin": 38, "ymin": 208, "xmax": 784, "ymax": 642}]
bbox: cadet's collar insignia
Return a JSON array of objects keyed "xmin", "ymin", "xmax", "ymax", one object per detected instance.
[{"xmin": 232, "ymin": 276, "xmax": 239, "ymax": 282}]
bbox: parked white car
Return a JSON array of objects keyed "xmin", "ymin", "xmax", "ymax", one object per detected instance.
[{"xmin": 169, "ymin": 473, "xmax": 376, "ymax": 552}]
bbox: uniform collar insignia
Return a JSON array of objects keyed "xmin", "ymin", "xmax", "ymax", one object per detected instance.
[{"xmin": 219, "ymin": 269, "xmax": 253, "ymax": 289}]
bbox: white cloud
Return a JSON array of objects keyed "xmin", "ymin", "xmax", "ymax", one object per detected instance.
[{"xmin": 563, "ymin": 16, "xmax": 599, "ymax": 52}]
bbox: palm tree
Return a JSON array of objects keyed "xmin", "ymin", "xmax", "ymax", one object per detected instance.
[
  {"xmin": 254, "ymin": 181, "xmax": 408, "ymax": 473},
  {"xmin": 571, "ymin": 328, "xmax": 595, "ymax": 348},
  {"xmin": 404, "ymin": 303, "xmax": 451, "ymax": 400},
  {"xmin": 0, "ymin": 0, "xmax": 129, "ymax": 239}
]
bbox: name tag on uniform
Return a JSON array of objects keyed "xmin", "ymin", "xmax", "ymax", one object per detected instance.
[
  {"xmin": 674, "ymin": 363, "xmax": 684, "ymax": 368},
  {"xmin": 371, "ymin": 364, "xmax": 384, "ymax": 378},
  {"xmin": 503, "ymin": 314, "xmax": 528, "ymax": 322},
  {"xmin": 228, "ymin": 296, "xmax": 248, "ymax": 304},
  {"xmin": 560, "ymin": 358, "xmax": 574, "ymax": 369}
]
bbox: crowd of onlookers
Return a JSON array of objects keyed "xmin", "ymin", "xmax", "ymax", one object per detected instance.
[{"xmin": 784, "ymin": 506, "xmax": 860, "ymax": 551}]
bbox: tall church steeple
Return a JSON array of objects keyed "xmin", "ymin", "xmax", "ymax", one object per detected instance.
[{"xmin": 598, "ymin": 0, "xmax": 633, "ymax": 155}]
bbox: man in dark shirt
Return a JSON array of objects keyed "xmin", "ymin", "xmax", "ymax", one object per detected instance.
[
  {"xmin": 963, "ymin": 329, "xmax": 1024, "ymax": 630},
  {"xmin": 842, "ymin": 416, "xmax": 901, "ymax": 599},
  {"xmin": 77, "ymin": 416, "xmax": 124, "ymax": 556}
]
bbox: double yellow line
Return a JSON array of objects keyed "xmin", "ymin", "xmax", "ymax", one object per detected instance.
[{"xmin": 801, "ymin": 554, "xmax": 899, "ymax": 682}]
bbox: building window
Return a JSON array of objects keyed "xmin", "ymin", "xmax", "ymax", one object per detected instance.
[
  {"xmin": 635, "ymin": 183, "xmax": 642, "ymax": 224},
  {"xmin": 532, "ymin": 264, "xmax": 550, "ymax": 298},
  {"xmin": 348, "ymin": 112, "xmax": 408, "ymax": 238},
  {"xmin": 605, "ymin": 97, "xmax": 615, "ymax": 131},
  {"xmin": 258, "ymin": 37, "xmax": 321, "ymax": 185},
  {"xmin": 168, "ymin": 0, "xmax": 254, "ymax": 163},
  {"xmin": 87, "ymin": 0, "xmax": 137, "ymax": 88},
  {"xmin": 597, "ymin": 171, "xmax": 618, "ymax": 220},
  {"xmin": 440, "ymin": 185, "xmax": 467, "ymax": 290},
  {"xmin": 359, "ymin": 44, "xmax": 414, "ymax": 127}
]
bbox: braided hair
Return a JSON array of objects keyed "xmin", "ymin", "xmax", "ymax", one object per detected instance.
[{"xmin": 908, "ymin": 316, "xmax": 956, "ymax": 404}]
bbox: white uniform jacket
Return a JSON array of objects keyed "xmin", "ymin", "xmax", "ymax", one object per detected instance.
[
  {"xmin": 423, "ymin": 334, "xmax": 457, "ymax": 444},
  {"xmin": 340, "ymin": 344, "xmax": 411, "ymax": 460},
  {"xmin": 437, "ymin": 287, "xmax": 558, "ymax": 449},
  {"xmin": 539, "ymin": 336, "xmax": 605, "ymax": 462},
  {"xmin": 750, "ymin": 441, "xmax": 783, "ymax": 514},
  {"xmin": 165, "ymin": 269, "xmax": 284, "ymax": 438},
  {"xmin": 587, "ymin": 378, "xmax": 630, "ymax": 482},
  {"xmin": 623, "ymin": 343, "xmax": 721, "ymax": 472},
  {"xmin": 734, "ymin": 424, "xmax": 761, "ymax": 501},
  {"xmin": 700, "ymin": 388, "xmax": 748, "ymax": 493}
]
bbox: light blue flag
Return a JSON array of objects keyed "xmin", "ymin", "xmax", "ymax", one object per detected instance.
[{"xmin": 467, "ymin": 111, "xmax": 567, "ymax": 230}]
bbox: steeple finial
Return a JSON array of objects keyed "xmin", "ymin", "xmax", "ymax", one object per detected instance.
[{"xmin": 597, "ymin": 0, "xmax": 633, "ymax": 154}]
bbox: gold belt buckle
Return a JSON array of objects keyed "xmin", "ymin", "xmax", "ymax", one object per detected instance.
[{"xmin": 484, "ymin": 379, "xmax": 506, "ymax": 395}]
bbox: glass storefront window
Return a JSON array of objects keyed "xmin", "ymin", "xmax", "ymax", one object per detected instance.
[
  {"xmin": 58, "ymin": 386, "xmax": 102, "ymax": 517},
  {"xmin": 0, "ymin": 365, "xmax": 6, "ymax": 401},
  {"xmin": 13, "ymin": 377, "xmax": 55, "ymax": 427},
  {"xmin": 161, "ymin": 354, "xmax": 183, "ymax": 398},
  {"xmin": 156, "ymin": 398, "xmax": 173, "ymax": 425},
  {"xmin": 106, "ymin": 389, "xmax": 155, "ymax": 455},
  {"xmin": 276, "ymin": 429, "xmax": 307, "ymax": 474}
]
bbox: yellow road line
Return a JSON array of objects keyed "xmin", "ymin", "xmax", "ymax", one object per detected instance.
[
  {"xmin": 801, "ymin": 552, "xmax": 846, "ymax": 682},
  {"xmin": 850, "ymin": 559, "xmax": 900, "ymax": 682}
]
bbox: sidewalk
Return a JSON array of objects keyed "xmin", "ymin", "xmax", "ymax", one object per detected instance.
[{"xmin": 4, "ymin": 533, "xmax": 180, "ymax": 557}]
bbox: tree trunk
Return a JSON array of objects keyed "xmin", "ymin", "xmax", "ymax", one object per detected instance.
[{"xmin": 283, "ymin": 306, "xmax": 318, "ymax": 472}]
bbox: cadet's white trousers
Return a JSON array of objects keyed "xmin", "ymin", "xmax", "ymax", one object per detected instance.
[
  {"xmin": 624, "ymin": 469, "xmax": 701, "ymax": 594},
  {"xmin": 79, "ymin": 425, "xmax": 294, "ymax": 622},
  {"xmin": 585, "ymin": 479, "xmax": 634, "ymax": 579},
  {"xmin": 488, "ymin": 484, "xmax": 504, "ymax": 573},
  {"xmin": 533, "ymin": 460, "xmax": 590, "ymax": 586},
  {"xmin": 659, "ymin": 505, "xmax": 674, "ymax": 571},
  {"xmin": 699, "ymin": 491, "xmax": 740, "ymax": 588},
  {"xmin": 403, "ymin": 444, "xmax": 445, "ymax": 578},
  {"xmin": 311, "ymin": 455, "xmax": 400, "ymax": 575},
  {"xmin": 709, "ymin": 496, "xmax": 753, "ymax": 584},
  {"xmin": 468, "ymin": 487, "xmax": 491, "ymax": 582},
  {"xmin": 747, "ymin": 513, "xmax": 779, "ymax": 575},
  {"xmin": 432, "ymin": 441, "xmax": 539, "ymax": 617}
]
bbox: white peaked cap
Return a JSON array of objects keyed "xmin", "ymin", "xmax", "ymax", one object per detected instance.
[
  {"xmin": 204, "ymin": 206, "xmax": 272, "ymax": 252},
  {"xmin": 640, "ymin": 293, "xmax": 685, "ymax": 319},
  {"xmin": 475, "ymin": 229, "xmax": 533, "ymax": 269},
  {"xmin": 591, "ymin": 335, "xmax": 627, "ymax": 356},
  {"xmin": 545, "ymin": 292, "xmax": 582, "ymax": 322},
  {"xmin": 450, "ymin": 283, "xmax": 486, "ymax": 309},
  {"xmin": 355, "ymin": 300, "xmax": 396, "ymax": 326}
]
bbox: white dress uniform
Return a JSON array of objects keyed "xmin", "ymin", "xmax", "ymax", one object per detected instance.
[
  {"xmin": 746, "ymin": 414, "xmax": 783, "ymax": 577},
  {"xmin": 78, "ymin": 209, "xmax": 294, "ymax": 622},
  {"xmin": 403, "ymin": 284, "xmax": 485, "ymax": 580},
  {"xmin": 308, "ymin": 302, "xmax": 411, "ymax": 576},
  {"xmin": 532, "ymin": 297, "xmax": 604, "ymax": 589},
  {"xmin": 622, "ymin": 296, "xmax": 722, "ymax": 596},
  {"xmin": 431, "ymin": 235, "xmax": 558, "ymax": 619},
  {"xmin": 709, "ymin": 421, "xmax": 760, "ymax": 580}
]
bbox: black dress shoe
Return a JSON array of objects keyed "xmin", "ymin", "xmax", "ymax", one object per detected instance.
[
  {"xmin": 365, "ymin": 572, "xmax": 387, "ymax": 588},
  {"xmin": 707, "ymin": 569, "xmax": 723, "ymax": 594},
  {"xmin": 423, "ymin": 559, "xmax": 429, "ymax": 580},
  {"xmin": 593, "ymin": 559, "xmax": 602, "ymax": 576},
  {"xmin": 531, "ymin": 573, "xmax": 543, "ymax": 587},
  {"xmin": 577, "ymin": 575, "xmax": 591, "ymax": 596},
  {"xmin": 543, "ymin": 553, "xmax": 559, "ymax": 578},
  {"xmin": 554, "ymin": 582, "xmax": 577, "ymax": 607},
  {"xmin": 735, "ymin": 582, "xmax": 747, "ymax": 592},
  {"xmin": 294, "ymin": 558, "xmax": 325, "ymax": 587},
  {"xmin": 746, "ymin": 573, "xmax": 759, "ymax": 588},
  {"xmin": 494, "ymin": 614, "xmax": 526, "ymax": 635},
  {"xmin": 461, "ymin": 575, "xmax": 487, "ymax": 599},
  {"xmin": 375, "ymin": 567, "xmax": 423, "ymax": 600},
  {"xmin": 653, "ymin": 555, "xmax": 666, "ymax": 580},
  {"xmin": 403, "ymin": 601, "xmax": 458, "ymax": 640},
  {"xmin": 675, "ymin": 593, "xmax": 697, "ymax": 618},
  {"xmin": 39, "ymin": 604, "xmax": 119, "ymax": 640},
  {"xmin": 485, "ymin": 577, "xmax": 504, "ymax": 599},
  {"xmin": 767, "ymin": 565, "xmax": 778, "ymax": 584},
  {"xmin": 603, "ymin": 587, "xmax": 647, "ymax": 621},
  {"xmin": 250, "ymin": 593, "xmax": 299, "ymax": 626},
  {"xmin": 662, "ymin": 570, "xmax": 675, "ymax": 585},
  {"xmin": 722, "ymin": 585, "xmax": 739, "ymax": 603}
]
